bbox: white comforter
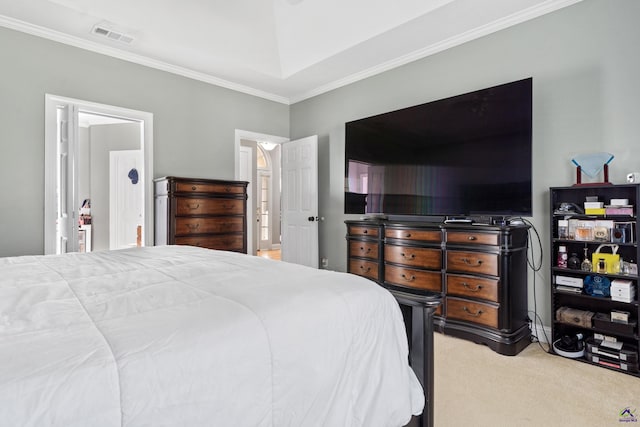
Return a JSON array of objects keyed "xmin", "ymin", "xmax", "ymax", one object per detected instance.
[{"xmin": 0, "ymin": 245, "xmax": 423, "ymax": 427}]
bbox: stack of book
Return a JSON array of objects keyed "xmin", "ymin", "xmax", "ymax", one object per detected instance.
[{"xmin": 555, "ymin": 275, "xmax": 583, "ymax": 294}]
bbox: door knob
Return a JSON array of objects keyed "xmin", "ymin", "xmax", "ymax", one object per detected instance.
[{"xmin": 308, "ymin": 216, "xmax": 315, "ymax": 222}]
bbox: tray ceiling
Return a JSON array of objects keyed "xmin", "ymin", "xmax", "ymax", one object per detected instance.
[{"xmin": 0, "ymin": 0, "xmax": 582, "ymax": 103}]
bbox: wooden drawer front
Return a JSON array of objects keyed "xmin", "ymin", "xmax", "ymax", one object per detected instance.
[
  {"xmin": 446, "ymin": 250, "xmax": 498, "ymax": 276},
  {"xmin": 385, "ymin": 245, "xmax": 441, "ymax": 269},
  {"xmin": 175, "ymin": 235, "xmax": 244, "ymax": 251},
  {"xmin": 446, "ymin": 274, "xmax": 499, "ymax": 302},
  {"xmin": 348, "ymin": 225, "xmax": 379, "ymax": 238},
  {"xmin": 385, "ymin": 228, "xmax": 440, "ymax": 242},
  {"xmin": 176, "ymin": 198, "xmax": 244, "ymax": 216},
  {"xmin": 174, "ymin": 217, "xmax": 243, "ymax": 236},
  {"xmin": 446, "ymin": 231, "xmax": 498, "ymax": 246},
  {"xmin": 349, "ymin": 241, "xmax": 379, "ymax": 260},
  {"xmin": 385, "ymin": 265, "xmax": 442, "ymax": 291},
  {"xmin": 349, "ymin": 259, "xmax": 379, "ymax": 281},
  {"xmin": 176, "ymin": 182, "xmax": 245, "ymax": 194},
  {"xmin": 446, "ymin": 297, "xmax": 499, "ymax": 329}
]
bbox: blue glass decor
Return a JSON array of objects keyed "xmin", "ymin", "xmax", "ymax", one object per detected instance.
[{"xmin": 571, "ymin": 152, "xmax": 614, "ymax": 185}]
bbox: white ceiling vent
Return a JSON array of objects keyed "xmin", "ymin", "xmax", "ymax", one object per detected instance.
[{"xmin": 92, "ymin": 25, "xmax": 134, "ymax": 44}]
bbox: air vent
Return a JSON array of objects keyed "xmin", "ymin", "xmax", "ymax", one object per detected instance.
[{"xmin": 92, "ymin": 25, "xmax": 134, "ymax": 45}]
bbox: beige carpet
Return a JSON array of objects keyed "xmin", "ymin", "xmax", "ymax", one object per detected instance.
[{"xmin": 433, "ymin": 333, "xmax": 639, "ymax": 426}]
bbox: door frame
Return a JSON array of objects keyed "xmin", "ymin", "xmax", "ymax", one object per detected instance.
[
  {"xmin": 257, "ymin": 169, "xmax": 272, "ymax": 251},
  {"xmin": 44, "ymin": 94, "xmax": 154, "ymax": 254},
  {"xmin": 234, "ymin": 129, "xmax": 288, "ymax": 255}
]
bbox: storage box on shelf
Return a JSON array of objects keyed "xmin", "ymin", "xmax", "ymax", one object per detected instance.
[{"xmin": 550, "ymin": 184, "xmax": 640, "ymax": 376}]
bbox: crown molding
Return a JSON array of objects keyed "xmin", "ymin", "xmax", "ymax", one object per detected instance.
[
  {"xmin": 289, "ymin": 0, "xmax": 583, "ymax": 104},
  {"xmin": 0, "ymin": 14, "xmax": 290, "ymax": 105},
  {"xmin": 1, "ymin": 0, "xmax": 582, "ymax": 106}
]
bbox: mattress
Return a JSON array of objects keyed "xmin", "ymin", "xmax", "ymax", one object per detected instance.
[{"xmin": 0, "ymin": 245, "xmax": 423, "ymax": 426}]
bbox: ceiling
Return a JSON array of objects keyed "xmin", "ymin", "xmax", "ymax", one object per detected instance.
[{"xmin": 0, "ymin": 0, "xmax": 581, "ymax": 104}]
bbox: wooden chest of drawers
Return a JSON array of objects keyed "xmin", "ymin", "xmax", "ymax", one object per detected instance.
[
  {"xmin": 345, "ymin": 219, "xmax": 531, "ymax": 356},
  {"xmin": 155, "ymin": 177, "xmax": 248, "ymax": 253},
  {"xmin": 346, "ymin": 223, "xmax": 383, "ymax": 281}
]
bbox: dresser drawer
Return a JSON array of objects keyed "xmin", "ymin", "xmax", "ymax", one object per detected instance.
[
  {"xmin": 349, "ymin": 240, "xmax": 379, "ymax": 260},
  {"xmin": 175, "ymin": 234, "xmax": 244, "ymax": 251},
  {"xmin": 446, "ymin": 230, "xmax": 499, "ymax": 246},
  {"xmin": 175, "ymin": 181, "xmax": 245, "ymax": 194},
  {"xmin": 385, "ymin": 264, "xmax": 442, "ymax": 291},
  {"xmin": 446, "ymin": 250, "xmax": 498, "ymax": 276},
  {"xmin": 176, "ymin": 198, "xmax": 244, "ymax": 215},
  {"xmin": 446, "ymin": 297, "xmax": 499, "ymax": 329},
  {"xmin": 348, "ymin": 225, "xmax": 379, "ymax": 238},
  {"xmin": 446, "ymin": 274, "xmax": 499, "ymax": 302},
  {"xmin": 349, "ymin": 259, "xmax": 379, "ymax": 281},
  {"xmin": 385, "ymin": 228, "xmax": 440, "ymax": 242},
  {"xmin": 174, "ymin": 217, "xmax": 244, "ymax": 236},
  {"xmin": 385, "ymin": 245, "xmax": 441, "ymax": 269}
]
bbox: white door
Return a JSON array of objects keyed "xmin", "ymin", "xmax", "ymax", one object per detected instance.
[
  {"xmin": 56, "ymin": 105, "xmax": 79, "ymax": 254},
  {"xmin": 109, "ymin": 150, "xmax": 144, "ymax": 249},
  {"xmin": 281, "ymin": 135, "xmax": 319, "ymax": 268}
]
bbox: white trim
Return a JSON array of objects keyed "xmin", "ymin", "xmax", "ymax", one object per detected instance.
[
  {"xmin": 234, "ymin": 130, "xmax": 288, "ymax": 181},
  {"xmin": 44, "ymin": 94, "xmax": 154, "ymax": 254},
  {"xmin": 1, "ymin": 0, "xmax": 581, "ymax": 105},
  {"xmin": 288, "ymin": 0, "xmax": 584, "ymax": 103},
  {"xmin": 0, "ymin": 15, "xmax": 288, "ymax": 105},
  {"xmin": 531, "ymin": 324, "xmax": 553, "ymax": 345}
]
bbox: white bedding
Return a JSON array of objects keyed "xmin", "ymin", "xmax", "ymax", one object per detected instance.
[{"xmin": 0, "ymin": 245, "xmax": 423, "ymax": 427}]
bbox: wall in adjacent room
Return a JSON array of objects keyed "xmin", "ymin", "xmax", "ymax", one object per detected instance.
[
  {"xmin": 289, "ymin": 0, "xmax": 640, "ymax": 327},
  {"xmin": 0, "ymin": 26, "xmax": 289, "ymax": 257}
]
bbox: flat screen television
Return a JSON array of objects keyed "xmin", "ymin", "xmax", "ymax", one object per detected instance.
[{"xmin": 344, "ymin": 77, "xmax": 532, "ymax": 219}]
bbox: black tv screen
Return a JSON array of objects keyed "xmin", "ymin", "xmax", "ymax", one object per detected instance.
[{"xmin": 344, "ymin": 78, "xmax": 532, "ymax": 218}]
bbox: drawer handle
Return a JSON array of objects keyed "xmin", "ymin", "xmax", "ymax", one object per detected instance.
[
  {"xmin": 359, "ymin": 246, "xmax": 372, "ymax": 254},
  {"xmin": 401, "ymin": 274, "xmax": 416, "ymax": 282},
  {"xmin": 463, "ymin": 306, "xmax": 484, "ymax": 317},
  {"xmin": 223, "ymin": 203, "xmax": 233, "ymax": 210},
  {"xmin": 191, "ymin": 185, "xmax": 197, "ymax": 191},
  {"xmin": 404, "ymin": 233, "xmax": 412, "ymax": 238},
  {"xmin": 362, "ymin": 229, "xmax": 368, "ymax": 234},
  {"xmin": 186, "ymin": 223, "xmax": 200, "ymax": 230},
  {"xmin": 401, "ymin": 253, "xmax": 416, "ymax": 260},
  {"xmin": 462, "ymin": 282, "xmax": 483, "ymax": 292},
  {"xmin": 225, "ymin": 187, "xmax": 232, "ymax": 192},
  {"xmin": 460, "ymin": 257, "xmax": 482, "ymax": 266},
  {"xmin": 468, "ymin": 236, "xmax": 477, "ymax": 241},
  {"xmin": 359, "ymin": 265, "xmax": 372, "ymax": 273},
  {"xmin": 187, "ymin": 203, "xmax": 200, "ymax": 210}
]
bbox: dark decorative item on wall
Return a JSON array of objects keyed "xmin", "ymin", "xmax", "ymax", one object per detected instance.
[
  {"xmin": 128, "ymin": 168, "xmax": 139, "ymax": 184},
  {"xmin": 571, "ymin": 152, "xmax": 614, "ymax": 186}
]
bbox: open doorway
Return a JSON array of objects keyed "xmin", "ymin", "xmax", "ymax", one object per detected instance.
[
  {"xmin": 235, "ymin": 130, "xmax": 287, "ymax": 257},
  {"xmin": 235, "ymin": 131, "xmax": 319, "ymax": 268},
  {"xmin": 44, "ymin": 95, "xmax": 154, "ymax": 254}
]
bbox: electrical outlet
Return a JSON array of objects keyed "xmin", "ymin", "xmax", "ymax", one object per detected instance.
[{"xmin": 321, "ymin": 257, "xmax": 328, "ymax": 268}]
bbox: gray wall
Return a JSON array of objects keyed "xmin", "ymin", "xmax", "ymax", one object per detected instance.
[
  {"xmin": 0, "ymin": 25, "xmax": 289, "ymax": 257},
  {"xmin": 289, "ymin": 0, "xmax": 640, "ymax": 326}
]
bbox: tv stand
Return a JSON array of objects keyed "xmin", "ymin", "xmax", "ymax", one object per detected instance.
[{"xmin": 345, "ymin": 219, "xmax": 531, "ymax": 356}]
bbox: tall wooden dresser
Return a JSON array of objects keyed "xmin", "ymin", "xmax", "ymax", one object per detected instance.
[{"xmin": 154, "ymin": 177, "xmax": 248, "ymax": 253}]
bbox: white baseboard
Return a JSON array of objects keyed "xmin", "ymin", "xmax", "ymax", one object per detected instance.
[{"xmin": 530, "ymin": 323, "xmax": 552, "ymax": 345}]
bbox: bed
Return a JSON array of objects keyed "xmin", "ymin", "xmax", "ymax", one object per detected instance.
[{"xmin": 0, "ymin": 245, "xmax": 424, "ymax": 426}]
